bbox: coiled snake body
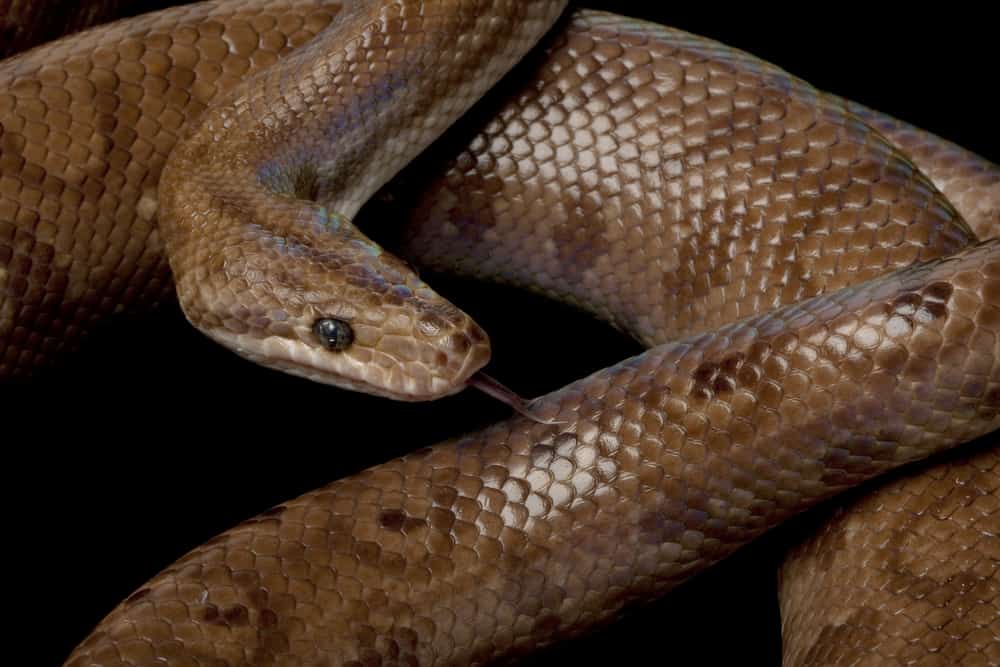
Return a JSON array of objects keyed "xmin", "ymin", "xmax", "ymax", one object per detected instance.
[{"xmin": 1, "ymin": 1, "xmax": 997, "ymax": 664}]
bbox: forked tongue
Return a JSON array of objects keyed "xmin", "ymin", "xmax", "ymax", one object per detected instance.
[{"xmin": 468, "ymin": 372, "xmax": 565, "ymax": 425}]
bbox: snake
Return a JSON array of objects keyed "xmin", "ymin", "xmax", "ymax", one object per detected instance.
[{"xmin": 1, "ymin": 0, "xmax": 997, "ymax": 664}]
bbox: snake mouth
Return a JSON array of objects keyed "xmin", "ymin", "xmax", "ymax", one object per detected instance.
[{"xmin": 205, "ymin": 327, "xmax": 491, "ymax": 401}]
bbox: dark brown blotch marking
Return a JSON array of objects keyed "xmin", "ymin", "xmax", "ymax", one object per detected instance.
[
  {"xmin": 746, "ymin": 341, "xmax": 772, "ymax": 365},
  {"xmin": 378, "ymin": 509, "xmax": 427, "ymax": 534},
  {"xmin": 203, "ymin": 604, "xmax": 250, "ymax": 627},
  {"xmin": 378, "ymin": 509, "xmax": 407, "ymax": 531},
  {"xmin": 202, "ymin": 605, "xmax": 221, "ymax": 625},
  {"xmin": 916, "ymin": 281, "xmax": 953, "ymax": 321},
  {"xmin": 259, "ymin": 609, "xmax": 279, "ymax": 628},
  {"xmin": 247, "ymin": 587, "xmax": 270, "ymax": 609},
  {"xmin": 690, "ymin": 361, "xmax": 719, "ymax": 400},
  {"xmin": 692, "ymin": 361, "xmax": 718, "ymax": 384},
  {"xmin": 712, "ymin": 375, "xmax": 736, "ymax": 395},
  {"xmin": 692, "ymin": 356, "xmax": 742, "ymax": 398},
  {"xmin": 223, "ymin": 604, "xmax": 250, "ymax": 626},
  {"xmin": 721, "ymin": 352, "xmax": 744, "ymax": 374},
  {"xmin": 394, "ymin": 627, "xmax": 419, "ymax": 653},
  {"xmin": 923, "ymin": 281, "xmax": 954, "ymax": 303},
  {"xmin": 890, "ymin": 292, "xmax": 922, "ymax": 315},
  {"xmin": 551, "ymin": 208, "xmax": 610, "ymax": 277}
]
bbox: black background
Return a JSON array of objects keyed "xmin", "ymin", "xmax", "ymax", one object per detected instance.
[{"xmin": 7, "ymin": 2, "xmax": 998, "ymax": 664}]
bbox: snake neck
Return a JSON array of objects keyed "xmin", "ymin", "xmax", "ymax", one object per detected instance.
[{"xmin": 154, "ymin": 1, "xmax": 570, "ymax": 399}]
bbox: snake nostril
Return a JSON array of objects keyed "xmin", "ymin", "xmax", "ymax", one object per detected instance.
[{"xmin": 313, "ymin": 317, "xmax": 355, "ymax": 351}]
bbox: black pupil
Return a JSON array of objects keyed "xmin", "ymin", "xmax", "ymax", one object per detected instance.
[{"xmin": 313, "ymin": 318, "xmax": 354, "ymax": 351}]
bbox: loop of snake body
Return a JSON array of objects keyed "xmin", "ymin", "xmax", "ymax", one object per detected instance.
[{"xmin": 1, "ymin": 1, "xmax": 997, "ymax": 664}]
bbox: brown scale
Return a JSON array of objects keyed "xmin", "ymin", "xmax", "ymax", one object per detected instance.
[
  {"xmin": 1, "ymin": 1, "xmax": 343, "ymax": 375},
  {"xmin": 780, "ymin": 445, "xmax": 999, "ymax": 667},
  {"xmin": 0, "ymin": 1, "xmax": 998, "ymax": 665}
]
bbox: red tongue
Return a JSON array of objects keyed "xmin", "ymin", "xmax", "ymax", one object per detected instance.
[{"xmin": 467, "ymin": 372, "xmax": 566, "ymax": 425}]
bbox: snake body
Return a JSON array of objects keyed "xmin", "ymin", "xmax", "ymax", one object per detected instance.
[{"xmin": 1, "ymin": 1, "xmax": 997, "ymax": 664}]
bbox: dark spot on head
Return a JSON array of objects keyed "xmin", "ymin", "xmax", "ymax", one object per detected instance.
[{"xmin": 378, "ymin": 509, "xmax": 407, "ymax": 531}]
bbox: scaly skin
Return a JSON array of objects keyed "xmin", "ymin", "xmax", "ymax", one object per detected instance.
[
  {"xmin": 64, "ymin": 240, "xmax": 1000, "ymax": 664},
  {"xmin": 773, "ymin": 107, "xmax": 999, "ymax": 666},
  {"xmin": 0, "ymin": 2, "xmax": 996, "ymax": 665}
]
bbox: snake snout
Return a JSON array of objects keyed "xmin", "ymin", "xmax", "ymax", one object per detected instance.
[{"xmin": 406, "ymin": 305, "xmax": 492, "ymax": 398}]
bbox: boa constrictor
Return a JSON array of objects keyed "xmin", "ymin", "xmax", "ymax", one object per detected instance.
[{"xmin": 1, "ymin": 1, "xmax": 996, "ymax": 664}]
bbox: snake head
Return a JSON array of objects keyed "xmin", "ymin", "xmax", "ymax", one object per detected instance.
[{"xmin": 167, "ymin": 202, "xmax": 491, "ymax": 401}]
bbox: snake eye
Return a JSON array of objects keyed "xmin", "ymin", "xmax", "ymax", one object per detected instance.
[{"xmin": 313, "ymin": 318, "xmax": 354, "ymax": 351}]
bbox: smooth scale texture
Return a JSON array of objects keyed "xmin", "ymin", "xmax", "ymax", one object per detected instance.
[{"xmin": 0, "ymin": 1, "xmax": 996, "ymax": 665}]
